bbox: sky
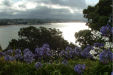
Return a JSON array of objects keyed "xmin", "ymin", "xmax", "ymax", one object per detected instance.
[{"xmin": 0, "ymin": 0, "xmax": 99, "ymax": 20}]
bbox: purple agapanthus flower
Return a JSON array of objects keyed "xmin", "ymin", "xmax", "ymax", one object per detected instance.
[
  {"xmin": 80, "ymin": 45, "xmax": 93, "ymax": 58},
  {"xmin": 74, "ymin": 47, "xmax": 82, "ymax": 56},
  {"xmin": 23, "ymin": 49, "xmax": 34, "ymax": 63},
  {"xmin": 100, "ymin": 25, "xmax": 111, "ymax": 36},
  {"xmin": 111, "ymin": 27, "xmax": 113, "ymax": 35},
  {"xmin": 94, "ymin": 43, "xmax": 104, "ymax": 47},
  {"xmin": 99, "ymin": 50, "xmax": 112, "ymax": 64},
  {"xmin": 60, "ymin": 47, "xmax": 82, "ymax": 58},
  {"xmin": 35, "ymin": 44, "xmax": 51, "ymax": 59},
  {"xmin": 42, "ymin": 43, "xmax": 50, "ymax": 49},
  {"xmin": 69, "ymin": 50, "xmax": 74, "ymax": 58},
  {"xmin": 4, "ymin": 55, "xmax": 15, "ymax": 61},
  {"xmin": 0, "ymin": 52, "xmax": 5, "ymax": 57},
  {"xmin": 111, "ymin": 71, "xmax": 113, "ymax": 75},
  {"xmin": 15, "ymin": 49, "xmax": 21, "ymax": 54},
  {"xmin": 4, "ymin": 55, "xmax": 10, "ymax": 61},
  {"xmin": 35, "ymin": 62, "xmax": 42, "ymax": 70},
  {"xmin": 23, "ymin": 48, "xmax": 30, "ymax": 54},
  {"xmin": 5, "ymin": 49, "xmax": 13, "ymax": 55},
  {"xmin": 60, "ymin": 50, "xmax": 68, "ymax": 57},
  {"xmin": 15, "ymin": 54, "xmax": 23, "ymax": 60},
  {"xmin": 66, "ymin": 46, "xmax": 73, "ymax": 51},
  {"xmin": 74, "ymin": 64, "xmax": 85, "ymax": 74},
  {"xmin": 14, "ymin": 49, "xmax": 23, "ymax": 60}
]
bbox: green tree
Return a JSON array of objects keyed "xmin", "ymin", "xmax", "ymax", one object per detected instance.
[
  {"xmin": 75, "ymin": 30, "xmax": 94, "ymax": 48},
  {"xmin": 7, "ymin": 26, "xmax": 70, "ymax": 51},
  {"xmin": 75, "ymin": 30, "xmax": 104, "ymax": 48},
  {"xmin": 83, "ymin": 0, "xmax": 112, "ymax": 30},
  {"xmin": 75, "ymin": 0, "xmax": 112, "ymax": 48}
]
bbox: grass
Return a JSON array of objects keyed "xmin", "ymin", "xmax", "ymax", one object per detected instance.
[{"xmin": 0, "ymin": 57, "xmax": 107, "ymax": 75}]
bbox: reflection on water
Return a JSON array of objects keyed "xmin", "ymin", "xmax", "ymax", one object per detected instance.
[{"xmin": 0, "ymin": 22, "xmax": 89, "ymax": 49}]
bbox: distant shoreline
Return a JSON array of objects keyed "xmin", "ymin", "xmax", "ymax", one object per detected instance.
[{"xmin": 0, "ymin": 21, "xmax": 86, "ymax": 26}]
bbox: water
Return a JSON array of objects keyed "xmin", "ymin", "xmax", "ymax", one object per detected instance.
[{"xmin": 0, "ymin": 22, "xmax": 89, "ymax": 49}]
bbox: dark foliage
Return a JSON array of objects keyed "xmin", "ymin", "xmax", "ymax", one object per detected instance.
[
  {"xmin": 83, "ymin": 0, "xmax": 112, "ymax": 30},
  {"xmin": 7, "ymin": 26, "xmax": 71, "ymax": 51}
]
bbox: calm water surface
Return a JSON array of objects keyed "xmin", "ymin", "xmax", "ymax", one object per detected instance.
[{"xmin": 0, "ymin": 22, "xmax": 89, "ymax": 49}]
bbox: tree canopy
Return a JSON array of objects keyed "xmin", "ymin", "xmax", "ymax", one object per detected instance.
[
  {"xmin": 75, "ymin": 30, "xmax": 94, "ymax": 48},
  {"xmin": 75, "ymin": 30, "xmax": 105, "ymax": 48},
  {"xmin": 83, "ymin": 0, "xmax": 112, "ymax": 30},
  {"xmin": 75, "ymin": 0, "xmax": 112, "ymax": 48},
  {"xmin": 7, "ymin": 26, "xmax": 72, "ymax": 51}
]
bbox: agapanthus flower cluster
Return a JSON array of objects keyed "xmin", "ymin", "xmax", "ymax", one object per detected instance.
[
  {"xmin": 14, "ymin": 49, "xmax": 23, "ymax": 60},
  {"xmin": 80, "ymin": 45, "xmax": 93, "ymax": 58},
  {"xmin": 35, "ymin": 44, "xmax": 51, "ymax": 59},
  {"xmin": 73, "ymin": 47, "xmax": 82, "ymax": 56},
  {"xmin": 111, "ymin": 72, "xmax": 113, "ymax": 75},
  {"xmin": 42, "ymin": 44, "xmax": 51, "ymax": 56},
  {"xmin": 66, "ymin": 46, "xmax": 73, "ymax": 51},
  {"xmin": 3, "ymin": 49, "xmax": 16, "ymax": 61},
  {"xmin": 35, "ymin": 62, "xmax": 42, "ymax": 70},
  {"xmin": 5, "ymin": 49, "xmax": 13, "ymax": 55},
  {"xmin": 99, "ymin": 49, "xmax": 112, "ymax": 64},
  {"xmin": 74, "ymin": 64, "xmax": 85, "ymax": 75},
  {"xmin": 23, "ymin": 49, "xmax": 34, "ymax": 63},
  {"xmin": 66, "ymin": 46, "xmax": 75, "ymax": 58},
  {"xmin": 94, "ymin": 43, "xmax": 104, "ymax": 47},
  {"xmin": 4, "ymin": 55, "xmax": 15, "ymax": 61},
  {"xmin": 0, "ymin": 51, "xmax": 5, "ymax": 58},
  {"xmin": 60, "ymin": 46, "xmax": 82, "ymax": 59},
  {"xmin": 100, "ymin": 24, "xmax": 112, "ymax": 36},
  {"xmin": 111, "ymin": 27, "xmax": 113, "ymax": 35},
  {"xmin": 60, "ymin": 50, "xmax": 68, "ymax": 58},
  {"xmin": 0, "ymin": 44, "xmax": 51, "ymax": 63}
]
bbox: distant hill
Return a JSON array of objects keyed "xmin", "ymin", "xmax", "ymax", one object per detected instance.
[{"xmin": 0, "ymin": 19, "xmax": 87, "ymax": 25}]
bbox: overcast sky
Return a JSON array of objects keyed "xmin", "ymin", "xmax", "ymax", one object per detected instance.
[{"xmin": 0, "ymin": 0, "xmax": 99, "ymax": 20}]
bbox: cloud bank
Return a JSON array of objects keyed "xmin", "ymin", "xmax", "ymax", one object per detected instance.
[{"xmin": 0, "ymin": 0, "xmax": 96, "ymax": 21}]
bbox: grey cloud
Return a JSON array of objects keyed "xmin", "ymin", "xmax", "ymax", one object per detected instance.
[
  {"xmin": 18, "ymin": 5, "xmax": 26, "ymax": 8},
  {"xmin": 33, "ymin": 0, "xmax": 87, "ymax": 9},
  {"xmin": 0, "ymin": 0, "xmax": 87, "ymax": 21},
  {"xmin": 50, "ymin": 0, "xmax": 87, "ymax": 9},
  {"xmin": 0, "ymin": 12, "xmax": 13, "ymax": 18},
  {"xmin": 0, "ymin": 6, "xmax": 85, "ymax": 21},
  {"xmin": 3, "ymin": 0, "xmax": 12, "ymax": 6}
]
